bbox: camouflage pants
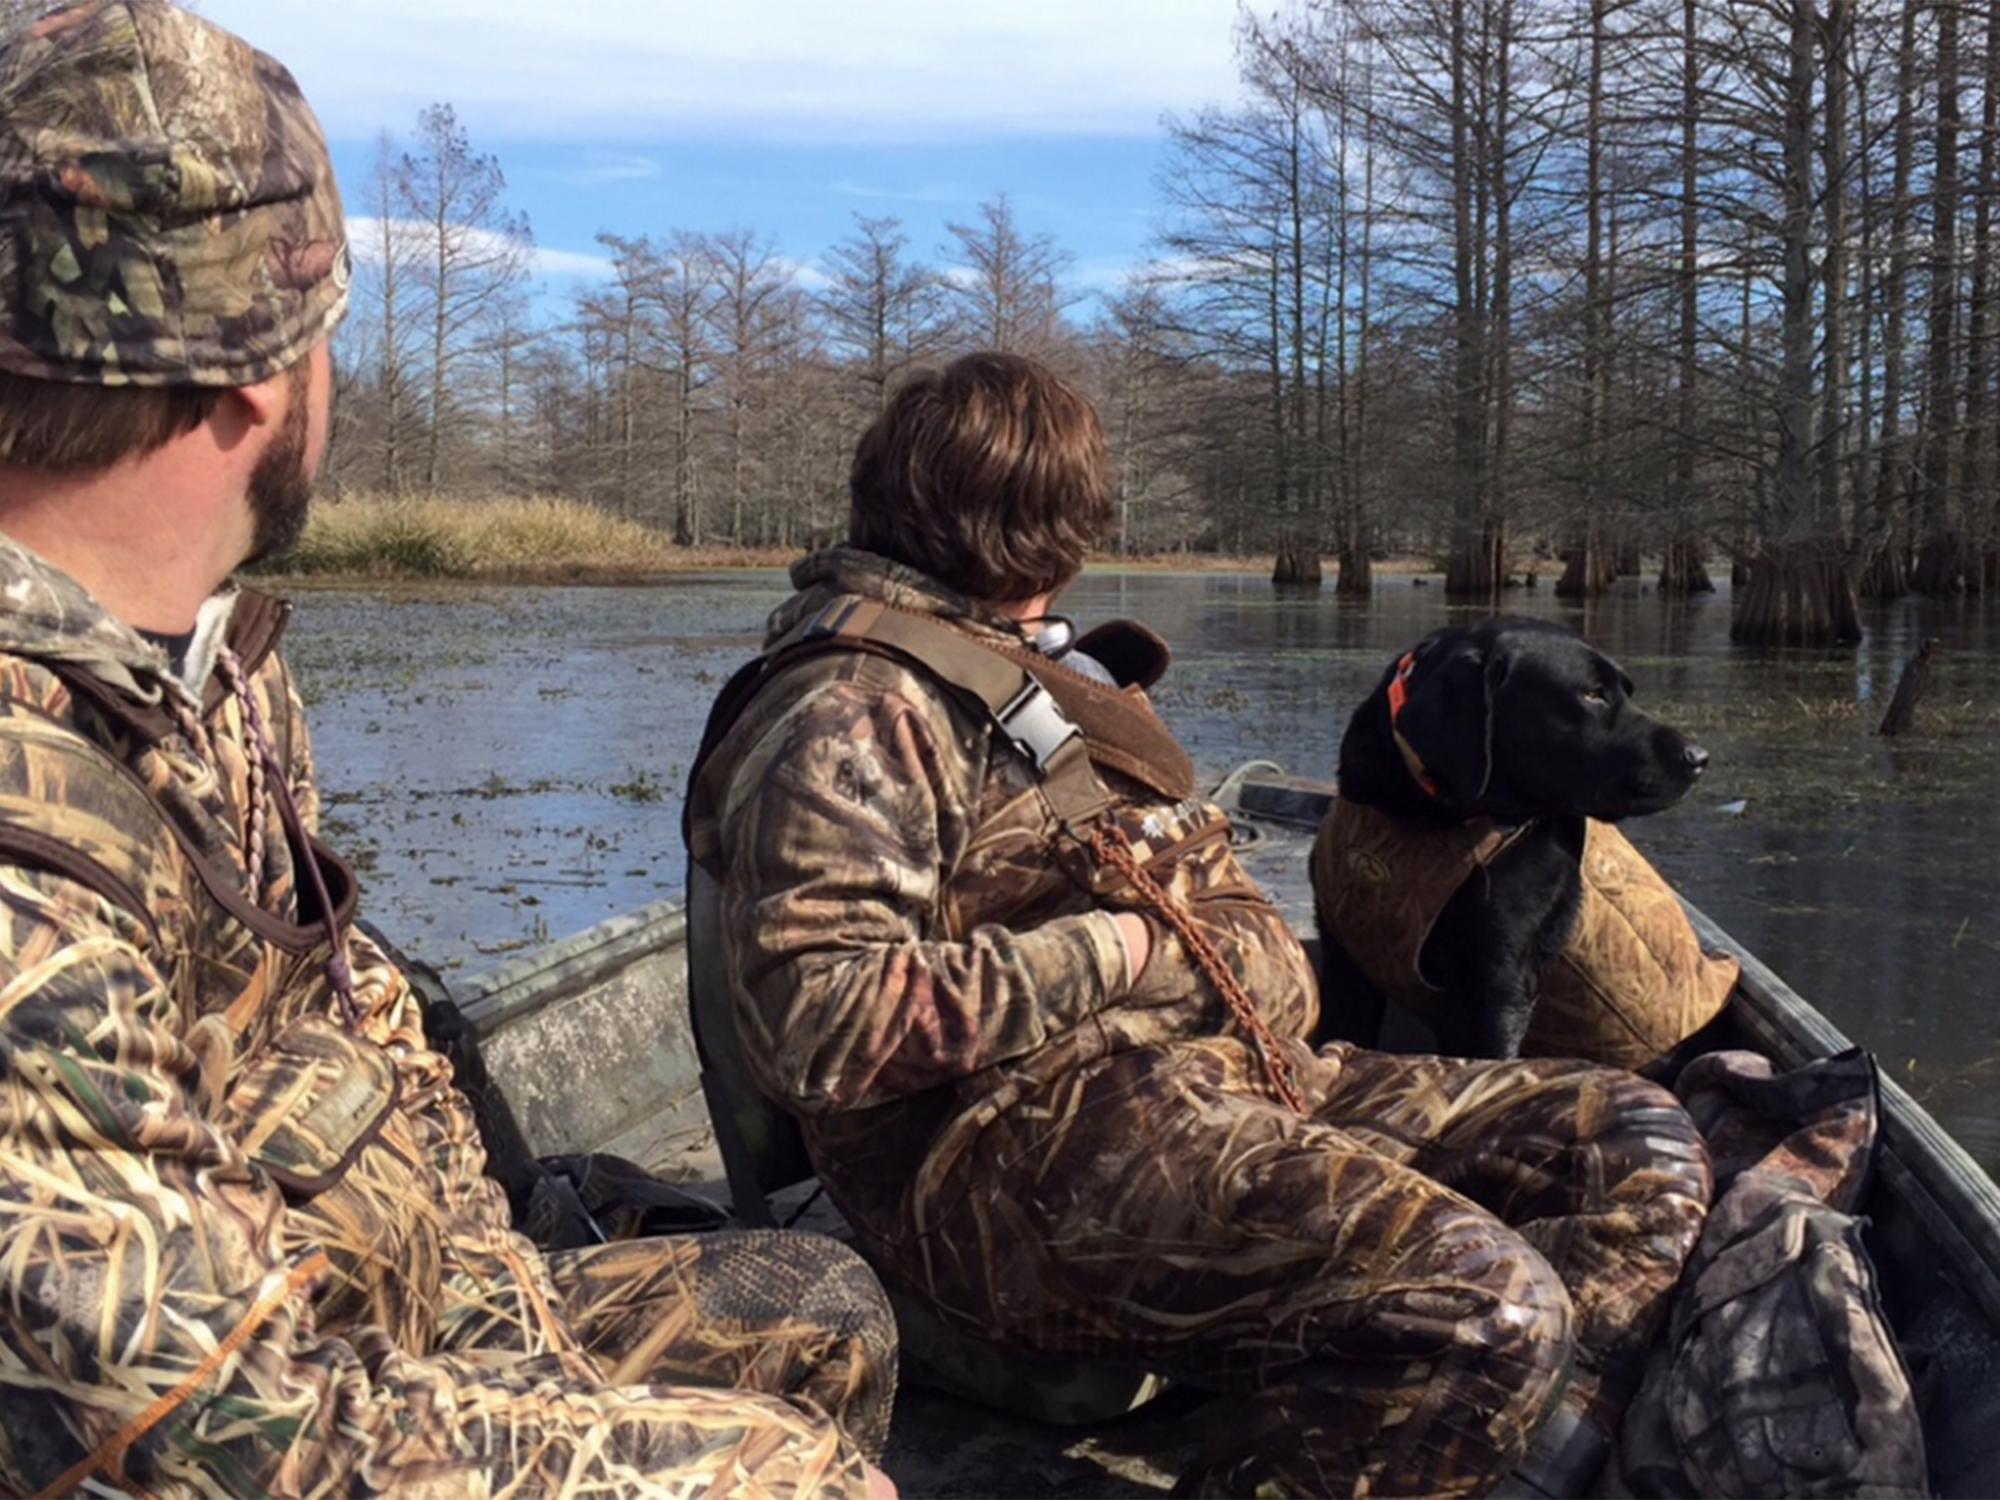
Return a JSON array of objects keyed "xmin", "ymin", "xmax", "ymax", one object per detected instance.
[
  {"xmin": 547, "ymin": 1230, "xmax": 898, "ymax": 1460},
  {"xmin": 889, "ymin": 1039, "xmax": 1711, "ymax": 1498}
]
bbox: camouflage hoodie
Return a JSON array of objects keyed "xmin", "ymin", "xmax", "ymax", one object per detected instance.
[
  {"xmin": 0, "ymin": 538, "xmax": 870, "ymax": 1497},
  {"xmin": 690, "ymin": 547, "xmax": 1320, "ymax": 1261}
]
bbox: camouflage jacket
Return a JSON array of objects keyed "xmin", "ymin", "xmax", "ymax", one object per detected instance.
[
  {"xmin": 690, "ymin": 548, "xmax": 1319, "ymax": 1253},
  {"xmin": 0, "ymin": 539, "xmax": 865, "ymax": 1496}
]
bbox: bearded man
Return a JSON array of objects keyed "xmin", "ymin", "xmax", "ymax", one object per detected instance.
[{"xmin": 0, "ymin": 4, "xmax": 896, "ymax": 1494}]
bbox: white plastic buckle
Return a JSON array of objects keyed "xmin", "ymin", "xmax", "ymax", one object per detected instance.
[{"xmin": 996, "ymin": 681, "xmax": 1081, "ymax": 773}]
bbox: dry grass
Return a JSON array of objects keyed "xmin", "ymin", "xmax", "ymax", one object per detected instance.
[
  {"xmin": 272, "ymin": 495, "xmax": 759, "ymax": 580},
  {"xmin": 272, "ymin": 497, "xmax": 1437, "ymax": 582}
]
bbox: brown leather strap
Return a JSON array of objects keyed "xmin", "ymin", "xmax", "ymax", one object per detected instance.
[
  {"xmin": 802, "ymin": 599, "xmax": 1117, "ymax": 829},
  {"xmin": 217, "ymin": 649, "xmax": 361, "ymax": 1031}
]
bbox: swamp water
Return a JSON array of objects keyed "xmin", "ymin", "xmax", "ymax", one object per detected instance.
[{"xmin": 284, "ymin": 570, "xmax": 2000, "ymax": 1171}]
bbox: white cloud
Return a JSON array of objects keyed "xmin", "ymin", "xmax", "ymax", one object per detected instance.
[
  {"xmin": 550, "ymin": 152, "xmax": 664, "ymax": 186},
  {"xmin": 205, "ymin": 1, "xmax": 1243, "ymax": 144},
  {"xmin": 534, "ymin": 244, "xmax": 620, "ymax": 278},
  {"xmin": 777, "ymin": 256, "xmax": 832, "ymax": 293},
  {"xmin": 831, "ymin": 180, "xmax": 972, "ymax": 206},
  {"xmin": 346, "ymin": 216, "xmax": 613, "ymax": 282}
]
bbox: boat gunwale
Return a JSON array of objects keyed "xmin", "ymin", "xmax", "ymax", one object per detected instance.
[{"xmin": 457, "ymin": 897, "xmax": 687, "ymax": 1038}]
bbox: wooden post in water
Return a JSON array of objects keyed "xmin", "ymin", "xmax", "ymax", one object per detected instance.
[{"xmin": 1879, "ymin": 637, "xmax": 1941, "ymax": 736}]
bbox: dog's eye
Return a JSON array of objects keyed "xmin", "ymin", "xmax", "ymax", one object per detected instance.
[{"xmin": 1581, "ymin": 687, "xmax": 1609, "ymax": 707}]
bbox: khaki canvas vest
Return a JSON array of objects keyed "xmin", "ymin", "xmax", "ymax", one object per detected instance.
[{"xmin": 1312, "ymin": 797, "xmax": 1738, "ymax": 1068}]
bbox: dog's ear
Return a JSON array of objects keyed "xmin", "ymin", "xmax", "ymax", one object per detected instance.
[{"xmin": 1392, "ymin": 636, "xmax": 1496, "ymax": 804}]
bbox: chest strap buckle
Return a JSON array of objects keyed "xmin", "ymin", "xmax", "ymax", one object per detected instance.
[{"xmin": 997, "ymin": 680, "xmax": 1081, "ymax": 773}]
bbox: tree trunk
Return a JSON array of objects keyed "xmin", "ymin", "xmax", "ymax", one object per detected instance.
[
  {"xmin": 1659, "ymin": 539, "xmax": 1715, "ymax": 593},
  {"xmin": 1732, "ymin": 542, "xmax": 1864, "ymax": 645},
  {"xmin": 1337, "ymin": 514, "xmax": 1373, "ymax": 595},
  {"xmin": 1818, "ymin": 0, "xmax": 1849, "ymax": 533},
  {"xmin": 1914, "ymin": 0, "xmax": 1966, "ymax": 595},
  {"xmin": 427, "ymin": 166, "xmax": 448, "ymax": 494},
  {"xmin": 1734, "ymin": 0, "xmax": 1860, "ymax": 646},
  {"xmin": 1341, "ymin": 56, "xmax": 1378, "ymax": 600},
  {"xmin": 1488, "ymin": 0, "xmax": 1517, "ymax": 592},
  {"xmin": 373, "ymin": 150, "xmax": 405, "ymax": 497},
  {"xmin": 1557, "ymin": 520, "xmax": 1616, "ymax": 596},
  {"xmin": 673, "ymin": 363, "xmax": 696, "ymax": 547},
  {"xmin": 1662, "ymin": 0, "xmax": 1706, "ymax": 596},
  {"xmin": 1444, "ymin": 0, "xmax": 1495, "ymax": 599},
  {"xmin": 1273, "ymin": 537, "xmax": 1324, "ymax": 587},
  {"xmin": 1860, "ymin": 0, "xmax": 1920, "ymax": 600},
  {"xmin": 1878, "ymin": 637, "xmax": 1941, "ymax": 734},
  {"xmin": 1963, "ymin": 3, "xmax": 2000, "ymax": 595},
  {"xmin": 1563, "ymin": 0, "xmax": 1613, "ymax": 601}
]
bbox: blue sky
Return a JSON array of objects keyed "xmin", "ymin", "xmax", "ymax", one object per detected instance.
[{"xmin": 202, "ymin": 1, "xmax": 1248, "ymax": 305}]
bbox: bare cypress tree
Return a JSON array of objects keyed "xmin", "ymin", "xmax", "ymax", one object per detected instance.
[
  {"xmin": 1730, "ymin": 0, "xmax": 1863, "ymax": 644},
  {"xmin": 397, "ymin": 103, "xmax": 533, "ymax": 495},
  {"xmin": 1342, "ymin": 40, "xmax": 1380, "ymax": 595},
  {"xmin": 1913, "ymin": 0, "xmax": 1967, "ymax": 593},
  {"xmin": 1157, "ymin": 91, "xmax": 1308, "ymax": 572},
  {"xmin": 657, "ymin": 234, "xmax": 717, "ymax": 547},
  {"xmin": 1964, "ymin": 2, "xmax": 2000, "ymax": 592},
  {"xmin": 1819, "ymin": 0, "xmax": 1852, "ymax": 534},
  {"xmin": 1660, "ymin": 0, "xmax": 1715, "ymax": 594},
  {"xmin": 1559, "ymin": 0, "xmax": 1618, "ymax": 598},
  {"xmin": 942, "ymin": 195, "xmax": 1074, "ymax": 357},
  {"xmin": 819, "ymin": 215, "xmax": 945, "ymax": 411},
  {"xmin": 1861, "ymin": 0, "xmax": 1921, "ymax": 599},
  {"xmin": 706, "ymin": 230, "xmax": 790, "ymax": 543},
  {"xmin": 477, "ymin": 294, "xmax": 539, "ymax": 496},
  {"xmin": 582, "ymin": 234, "xmax": 661, "ymax": 520},
  {"xmin": 368, "ymin": 136, "xmax": 416, "ymax": 495}
]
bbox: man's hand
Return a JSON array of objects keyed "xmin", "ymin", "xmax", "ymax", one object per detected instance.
[
  {"xmin": 1114, "ymin": 912, "xmax": 1153, "ymax": 985},
  {"xmin": 867, "ymin": 1461, "xmax": 899, "ymax": 1500}
]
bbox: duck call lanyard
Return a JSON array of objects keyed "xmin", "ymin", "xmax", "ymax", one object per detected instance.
[
  {"xmin": 215, "ymin": 647, "xmax": 362, "ymax": 1030},
  {"xmin": 1082, "ymin": 824, "xmax": 1308, "ymax": 1115}
]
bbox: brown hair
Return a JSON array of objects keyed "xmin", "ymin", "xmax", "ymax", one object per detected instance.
[
  {"xmin": 849, "ymin": 352, "xmax": 1114, "ymax": 602},
  {"xmin": 0, "ymin": 370, "xmax": 224, "ymax": 474}
]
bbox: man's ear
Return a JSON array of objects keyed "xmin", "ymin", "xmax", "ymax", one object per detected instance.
[
  {"xmin": 212, "ymin": 368, "xmax": 289, "ymax": 451},
  {"xmin": 1392, "ymin": 639, "xmax": 1493, "ymax": 804}
]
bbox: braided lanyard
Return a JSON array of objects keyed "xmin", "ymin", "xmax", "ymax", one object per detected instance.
[
  {"xmin": 1084, "ymin": 823, "xmax": 1308, "ymax": 1115},
  {"xmin": 213, "ymin": 648, "xmax": 361, "ymax": 1030}
]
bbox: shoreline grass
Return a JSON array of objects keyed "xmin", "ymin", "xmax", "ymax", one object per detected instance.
[
  {"xmin": 265, "ymin": 495, "xmax": 794, "ymax": 582},
  {"xmin": 264, "ymin": 495, "xmax": 1437, "ymax": 583}
]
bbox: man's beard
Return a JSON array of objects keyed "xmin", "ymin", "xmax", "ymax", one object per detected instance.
[{"xmin": 243, "ymin": 366, "xmax": 315, "ymax": 568}]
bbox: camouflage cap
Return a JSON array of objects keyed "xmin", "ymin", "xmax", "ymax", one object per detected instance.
[{"xmin": 0, "ymin": 0, "xmax": 349, "ymax": 387}]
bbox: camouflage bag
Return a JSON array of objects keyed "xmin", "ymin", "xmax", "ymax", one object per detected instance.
[{"xmin": 1609, "ymin": 1048, "xmax": 1929, "ymax": 1498}]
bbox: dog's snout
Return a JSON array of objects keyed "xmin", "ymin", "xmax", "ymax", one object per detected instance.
[{"xmin": 1684, "ymin": 745, "xmax": 1711, "ymax": 775}]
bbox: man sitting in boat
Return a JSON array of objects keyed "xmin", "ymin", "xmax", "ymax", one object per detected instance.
[
  {"xmin": 0, "ymin": 6, "xmax": 895, "ymax": 1496},
  {"xmin": 689, "ymin": 351, "xmax": 1716, "ymax": 1497}
]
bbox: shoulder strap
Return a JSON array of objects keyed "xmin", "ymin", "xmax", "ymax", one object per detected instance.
[
  {"xmin": 685, "ymin": 595, "xmax": 1115, "ymax": 871},
  {"xmin": 804, "ymin": 598, "xmax": 1111, "ymax": 819}
]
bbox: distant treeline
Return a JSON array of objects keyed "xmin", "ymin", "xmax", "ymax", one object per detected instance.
[{"xmin": 321, "ymin": 0, "xmax": 2000, "ymax": 643}]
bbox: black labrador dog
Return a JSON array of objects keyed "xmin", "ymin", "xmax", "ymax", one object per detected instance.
[{"xmin": 1319, "ymin": 616, "xmax": 1708, "ymax": 1058}]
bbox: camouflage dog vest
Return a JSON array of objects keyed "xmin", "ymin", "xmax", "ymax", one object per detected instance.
[{"xmin": 1312, "ymin": 797, "xmax": 1738, "ymax": 1068}]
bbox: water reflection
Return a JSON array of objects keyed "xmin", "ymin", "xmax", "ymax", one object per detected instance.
[{"xmin": 286, "ymin": 571, "xmax": 2000, "ymax": 1170}]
